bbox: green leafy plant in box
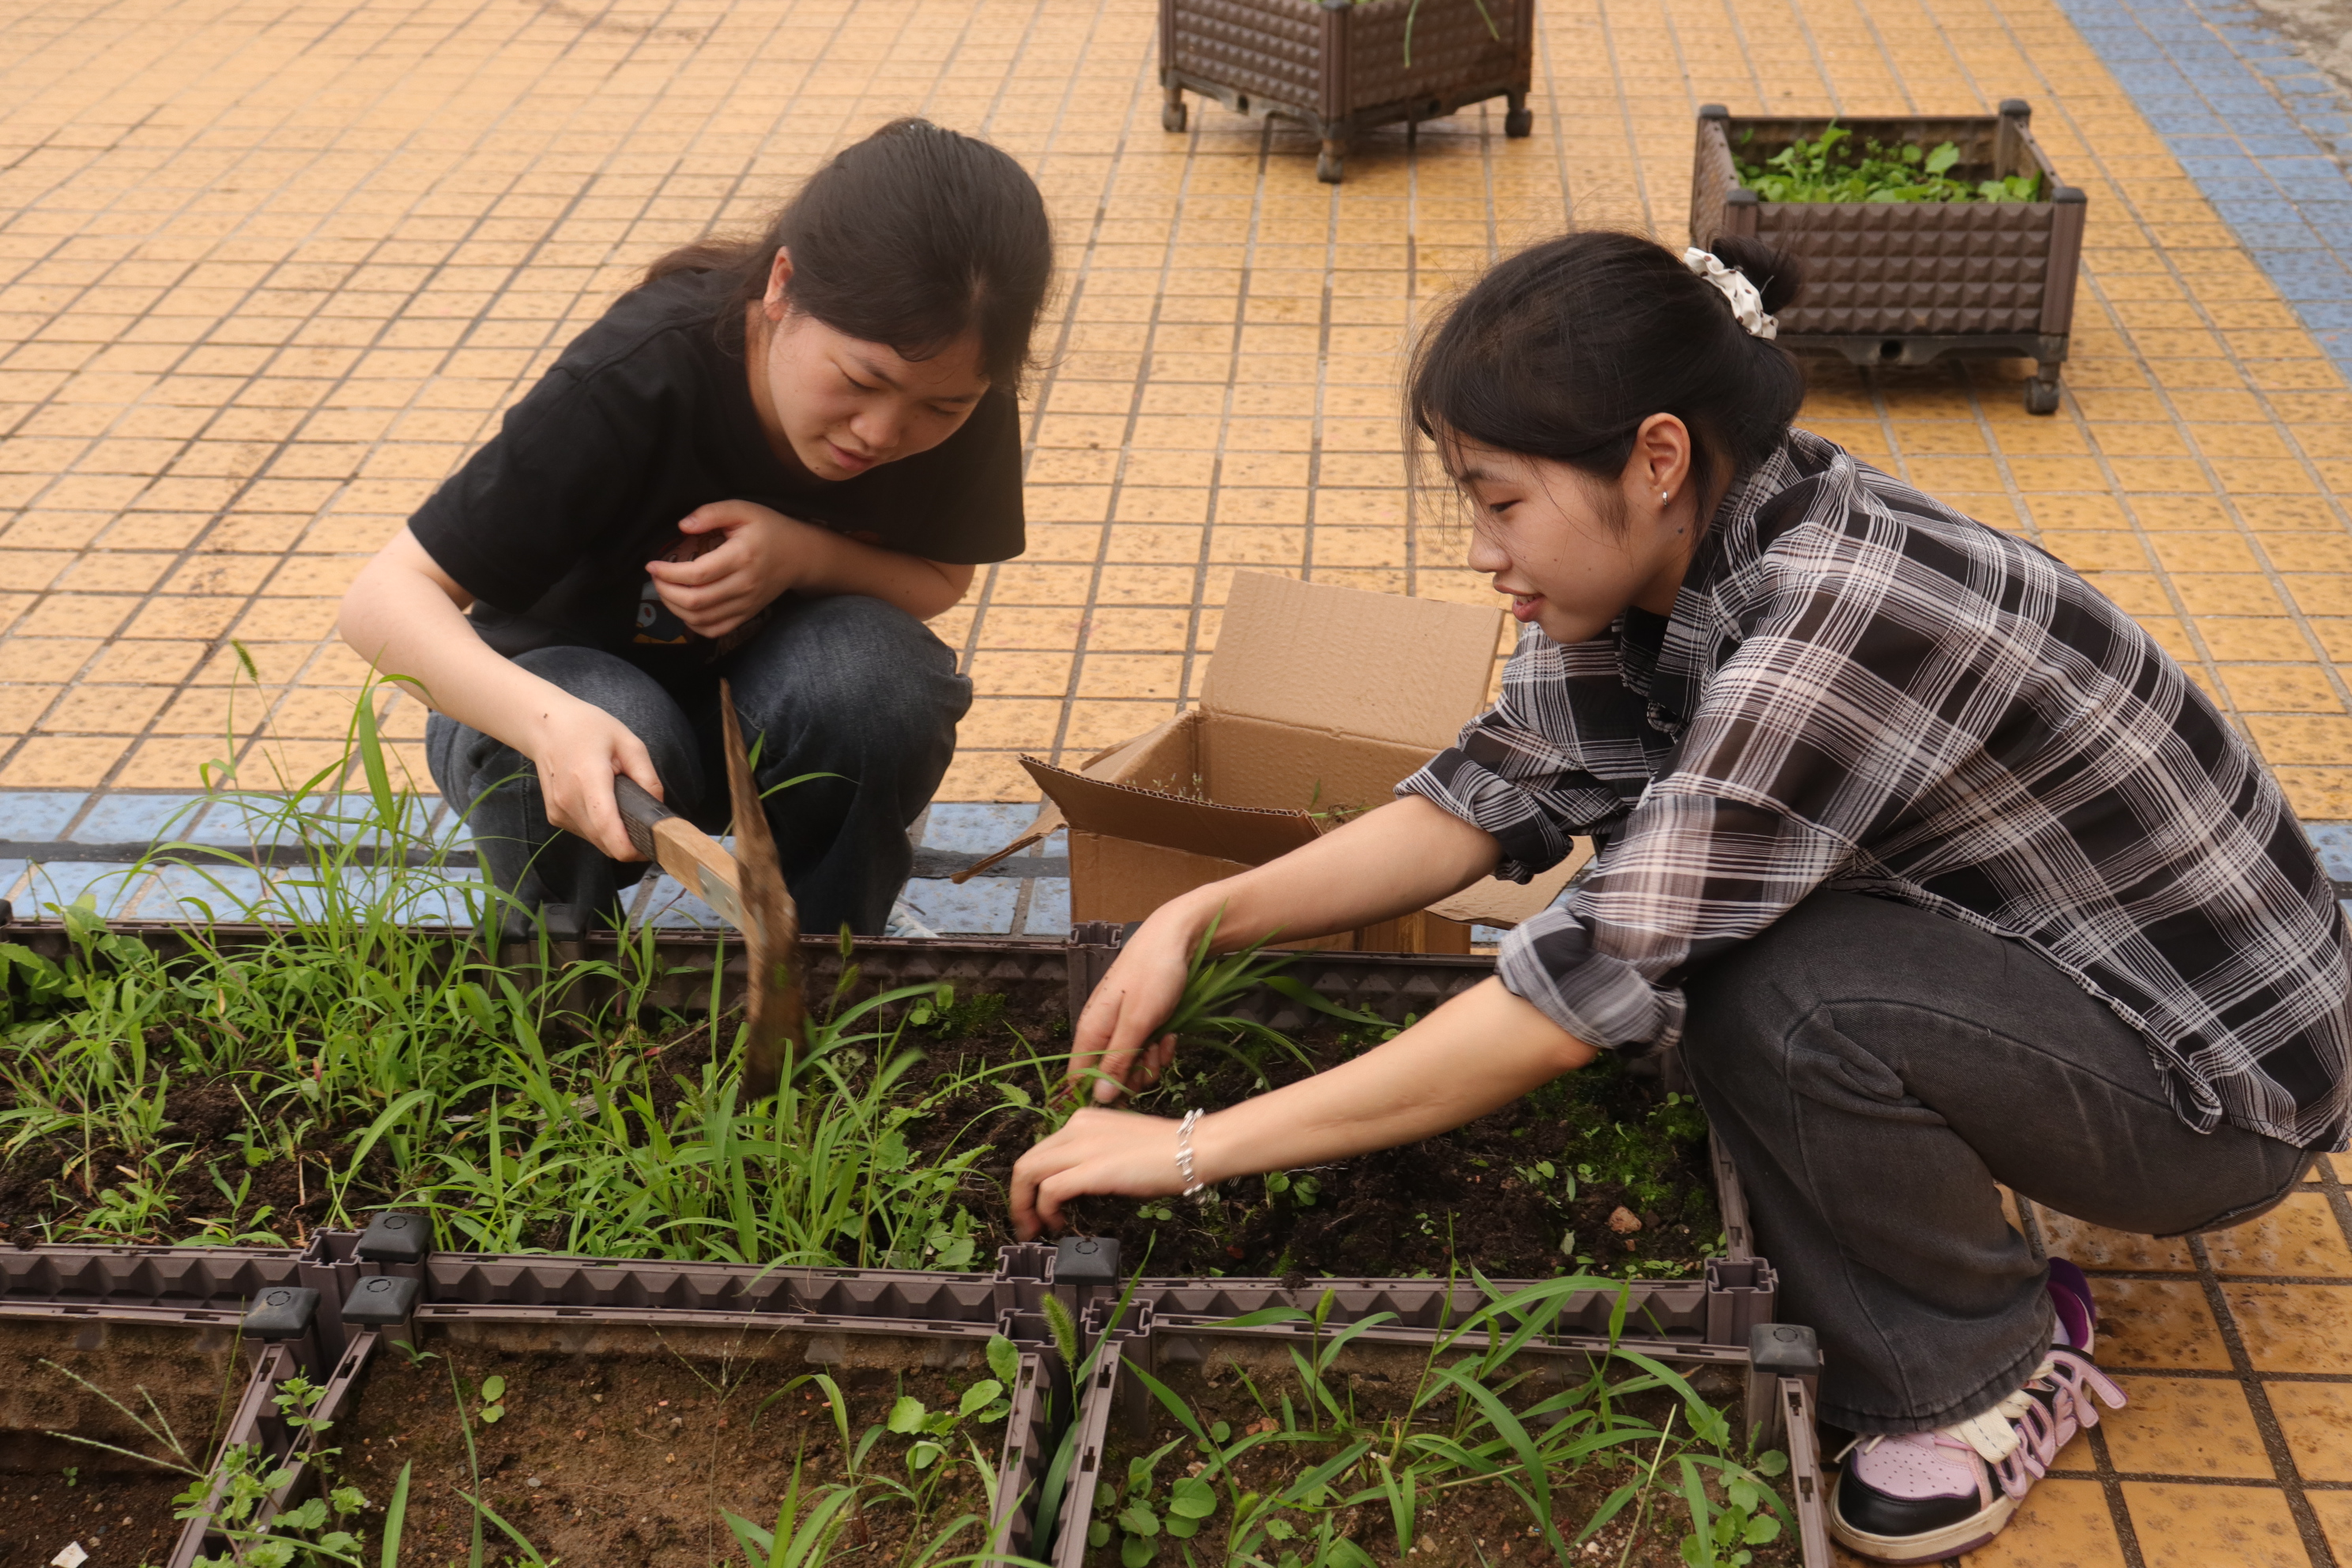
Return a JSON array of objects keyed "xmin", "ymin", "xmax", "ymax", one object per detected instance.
[{"xmin": 1739, "ymin": 122, "xmax": 2042, "ymax": 204}]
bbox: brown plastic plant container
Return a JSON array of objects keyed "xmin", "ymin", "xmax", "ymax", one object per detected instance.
[
  {"xmin": 1044, "ymin": 1312, "xmax": 1831, "ymax": 1566},
  {"xmin": 1158, "ymin": 0, "xmax": 1536, "ymax": 182},
  {"xmin": 1689, "ymin": 100, "xmax": 2088, "ymax": 413},
  {"xmin": 156, "ymin": 1250, "xmax": 1072, "ymax": 1567}
]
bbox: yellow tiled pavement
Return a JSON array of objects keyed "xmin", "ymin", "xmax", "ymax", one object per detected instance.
[
  {"xmin": 7, "ymin": 0, "xmax": 2352, "ymax": 1557},
  {"xmin": 6, "ymin": 0, "xmax": 2350, "ymax": 815}
]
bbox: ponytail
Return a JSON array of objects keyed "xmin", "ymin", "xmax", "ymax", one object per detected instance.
[{"xmin": 1407, "ymin": 230, "xmax": 1807, "ymax": 517}]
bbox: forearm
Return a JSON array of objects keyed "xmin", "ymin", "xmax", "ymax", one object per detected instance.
[
  {"xmin": 1186, "ymin": 978, "xmax": 1595, "ymax": 1182},
  {"xmin": 794, "ymin": 526, "xmax": 972, "ymax": 620},
  {"xmin": 1011, "ymin": 978, "xmax": 1598, "ymax": 1234},
  {"xmin": 1176, "ymin": 795, "xmax": 1503, "ymax": 950},
  {"xmin": 337, "ymin": 533, "xmax": 585, "ymax": 752}
]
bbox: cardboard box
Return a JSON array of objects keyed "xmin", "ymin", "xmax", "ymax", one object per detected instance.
[{"xmin": 966, "ymin": 572, "xmax": 1587, "ymax": 951}]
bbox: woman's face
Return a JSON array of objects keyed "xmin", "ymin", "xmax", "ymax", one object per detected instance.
[
  {"xmin": 751, "ymin": 249, "xmax": 991, "ymax": 481},
  {"xmin": 1447, "ymin": 422, "xmax": 1706, "ymax": 646}
]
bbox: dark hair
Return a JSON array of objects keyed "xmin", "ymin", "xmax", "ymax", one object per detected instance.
[
  {"xmin": 1407, "ymin": 231, "xmax": 1806, "ymax": 520},
  {"xmin": 643, "ymin": 118, "xmax": 1054, "ymax": 390}
]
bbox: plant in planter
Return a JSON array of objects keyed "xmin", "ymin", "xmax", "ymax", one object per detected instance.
[
  {"xmin": 322, "ymin": 1322, "xmax": 1028, "ymax": 1566},
  {"xmin": 1689, "ymin": 100, "xmax": 2087, "ymax": 413},
  {"xmin": 0, "ymin": 867, "xmax": 1725, "ymax": 1283},
  {"xmin": 1060, "ymin": 1280, "xmax": 1807, "ymax": 1566},
  {"xmin": 1158, "ymin": 0, "xmax": 1536, "ymax": 182}
]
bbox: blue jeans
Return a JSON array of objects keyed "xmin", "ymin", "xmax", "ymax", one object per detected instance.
[{"xmin": 425, "ymin": 595, "xmax": 971, "ymax": 936}]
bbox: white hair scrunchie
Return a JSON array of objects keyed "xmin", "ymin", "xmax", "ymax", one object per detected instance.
[{"xmin": 1683, "ymin": 247, "xmax": 1778, "ymax": 340}]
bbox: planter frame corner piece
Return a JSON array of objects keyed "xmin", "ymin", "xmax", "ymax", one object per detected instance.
[
  {"xmin": 1158, "ymin": 0, "xmax": 1537, "ymax": 182},
  {"xmin": 1690, "ymin": 98, "xmax": 2087, "ymax": 413}
]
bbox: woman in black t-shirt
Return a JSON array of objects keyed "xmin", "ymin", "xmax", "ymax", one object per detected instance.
[{"xmin": 338, "ymin": 119, "xmax": 1053, "ymax": 936}]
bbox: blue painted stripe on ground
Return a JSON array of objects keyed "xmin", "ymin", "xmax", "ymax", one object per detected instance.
[{"xmin": 2048, "ymin": 0, "xmax": 2352, "ymax": 383}]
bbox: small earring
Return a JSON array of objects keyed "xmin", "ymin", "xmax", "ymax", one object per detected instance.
[{"xmin": 1660, "ymin": 490, "xmax": 1672, "ymax": 503}]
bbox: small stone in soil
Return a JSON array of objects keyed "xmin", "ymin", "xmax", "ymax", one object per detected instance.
[{"xmin": 1608, "ymin": 1205, "xmax": 1643, "ymax": 1234}]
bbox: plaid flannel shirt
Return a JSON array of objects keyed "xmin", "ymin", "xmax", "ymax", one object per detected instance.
[{"xmin": 1400, "ymin": 428, "xmax": 2352, "ymax": 1149}]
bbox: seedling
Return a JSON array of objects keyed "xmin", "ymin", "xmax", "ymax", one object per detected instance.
[
  {"xmin": 1738, "ymin": 122, "xmax": 2044, "ymax": 203},
  {"xmin": 170, "ymin": 1375, "xmax": 383, "ymax": 1568},
  {"xmin": 1073, "ymin": 1274, "xmax": 1799, "ymax": 1566},
  {"xmin": 477, "ymin": 1373, "xmax": 507, "ymax": 1424}
]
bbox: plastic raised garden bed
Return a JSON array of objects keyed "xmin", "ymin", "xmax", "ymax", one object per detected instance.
[
  {"xmin": 1158, "ymin": 0, "xmax": 1535, "ymax": 182},
  {"xmin": 1688, "ymin": 100, "xmax": 2087, "ymax": 413},
  {"xmin": 1047, "ymin": 1291, "xmax": 1832, "ymax": 1566},
  {"xmin": 2, "ymin": 1224, "xmax": 1070, "ymax": 1566},
  {"xmin": 1, "ymin": 918, "xmax": 1803, "ymax": 1560}
]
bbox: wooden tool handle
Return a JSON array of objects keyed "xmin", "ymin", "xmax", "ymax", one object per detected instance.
[
  {"xmin": 612, "ymin": 775, "xmax": 746, "ymax": 929},
  {"xmin": 613, "ymin": 775, "xmax": 676, "ymax": 860}
]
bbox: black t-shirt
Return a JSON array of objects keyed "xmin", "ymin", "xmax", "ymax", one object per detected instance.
[{"xmin": 408, "ymin": 270, "xmax": 1024, "ymax": 669}]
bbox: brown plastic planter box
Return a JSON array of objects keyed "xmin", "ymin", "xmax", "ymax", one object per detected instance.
[
  {"xmin": 1046, "ymin": 1312, "xmax": 1832, "ymax": 1566},
  {"xmin": 1159, "ymin": 0, "xmax": 1536, "ymax": 182},
  {"xmin": 141, "ymin": 1238, "xmax": 1072, "ymax": 1566},
  {"xmin": 1689, "ymin": 100, "xmax": 2087, "ymax": 413},
  {"xmin": 165, "ymin": 1322, "xmax": 1065, "ymax": 1567}
]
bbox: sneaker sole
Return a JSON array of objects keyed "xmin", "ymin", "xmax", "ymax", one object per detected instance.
[{"xmin": 1828, "ymin": 1475, "xmax": 2016, "ymax": 1564}]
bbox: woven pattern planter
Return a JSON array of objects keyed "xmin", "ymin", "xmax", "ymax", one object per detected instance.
[
  {"xmin": 1159, "ymin": 0, "xmax": 1536, "ymax": 181},
  {"xmin": 1689, "ymin": 100, "xmax": 2087, "ymax": 413}
]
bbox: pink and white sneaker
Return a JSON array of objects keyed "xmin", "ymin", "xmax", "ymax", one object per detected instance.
[{"xmin": 1829, "ymin": 1262, "xmax": 2124, "ymax": 1564}]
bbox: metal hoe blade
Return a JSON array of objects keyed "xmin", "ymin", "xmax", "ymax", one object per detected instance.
[{"xmin": 719, "ymin": 679, "xmax": 802, "ymax": 1100}]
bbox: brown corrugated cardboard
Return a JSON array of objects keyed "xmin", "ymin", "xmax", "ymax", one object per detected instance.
[{"xmin": 967, "ymin": 573, "xmax": 1587, "ymax": 950}]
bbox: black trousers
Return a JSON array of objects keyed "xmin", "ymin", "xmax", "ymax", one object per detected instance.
[{"xmin": 1683, "ymin": 891, "xmax": 2313, "ymax": 1434}]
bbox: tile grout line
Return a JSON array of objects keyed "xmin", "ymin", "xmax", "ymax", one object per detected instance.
[
  {"xmin": 1044, "ymin": 34, "xmax": 1175, "ymax": 769},
  {"xmin": 1174, "ymin": 122, "xmax": 1274, "ymax": 718},
  {"xmin": 2, "ymin": 0, "xmax": 553, "ymax": 805},
  {"xmin": 2184, "ymin": 1227, "xmax": 2341, "ymax": 1566},
  {"xmin": 1298, "ymin": 145, "xmax": 1340, "ymax": 586}
]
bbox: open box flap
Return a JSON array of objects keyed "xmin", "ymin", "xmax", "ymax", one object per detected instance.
[
  {"xmin": 951, "ymin": 724, "xmax": 1182, "ymax": 884},
  {"xmin": 1018, "ymin": 756, "xmax": 1325, "ymax": 867},
  {"xmin": 1202, "ymin": 571, "xmax": 1504, "ymax": 751}
]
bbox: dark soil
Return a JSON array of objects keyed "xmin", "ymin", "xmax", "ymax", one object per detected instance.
[
  {"xmin": 330, "ymin": 1322, "xmax": 1008, "ymax": 1567},
  {"xmin": 0, "ymin": 1073, "xmax": 366, "ymax": 1250},
  {"xmin": 905, "ymin": 1014, "xmax": 1723, "ymax": 1280},
  {"xmin": 1080, "ymin": 1357, "xmax": 1802, "ymax": 1568},
  {"xmin": 0, "ymin": 1318, "xmax": 247, "ymax": 1567}
]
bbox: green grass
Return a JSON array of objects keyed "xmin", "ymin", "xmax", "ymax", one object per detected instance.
[{"xmin": 0, "ymin": 677, "xmax": 1065, "ymax": 1265}]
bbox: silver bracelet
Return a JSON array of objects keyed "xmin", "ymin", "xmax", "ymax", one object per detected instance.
[{"xmin": 1174, "ymin": 1109, "xmax": 1206, "ymax": 1197}]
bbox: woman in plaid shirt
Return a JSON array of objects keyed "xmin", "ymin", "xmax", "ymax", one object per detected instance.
[{"xmin": 1012, "ymin": 230, "xmax": 2352, "ymax": 1563}]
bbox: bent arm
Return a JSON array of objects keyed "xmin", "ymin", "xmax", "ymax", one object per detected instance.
[
  {"xmin": 1015, "ymin": 977, "xmax": 1594, "ymax": 1238},
  {"xmin": 793, "ymin": 527, "xmax": 973, "ymax": 620},
  {"xmin": 1068, "ymin": 794, "xmax": 1502, "ymax": 1101},
  {"xmin": 336, "ymin": 527, "xmax": 661, "ymax": 859},
  {"xmin": 1171, "ymin": 793, "xmax": 1504, "ymax": 952}
]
